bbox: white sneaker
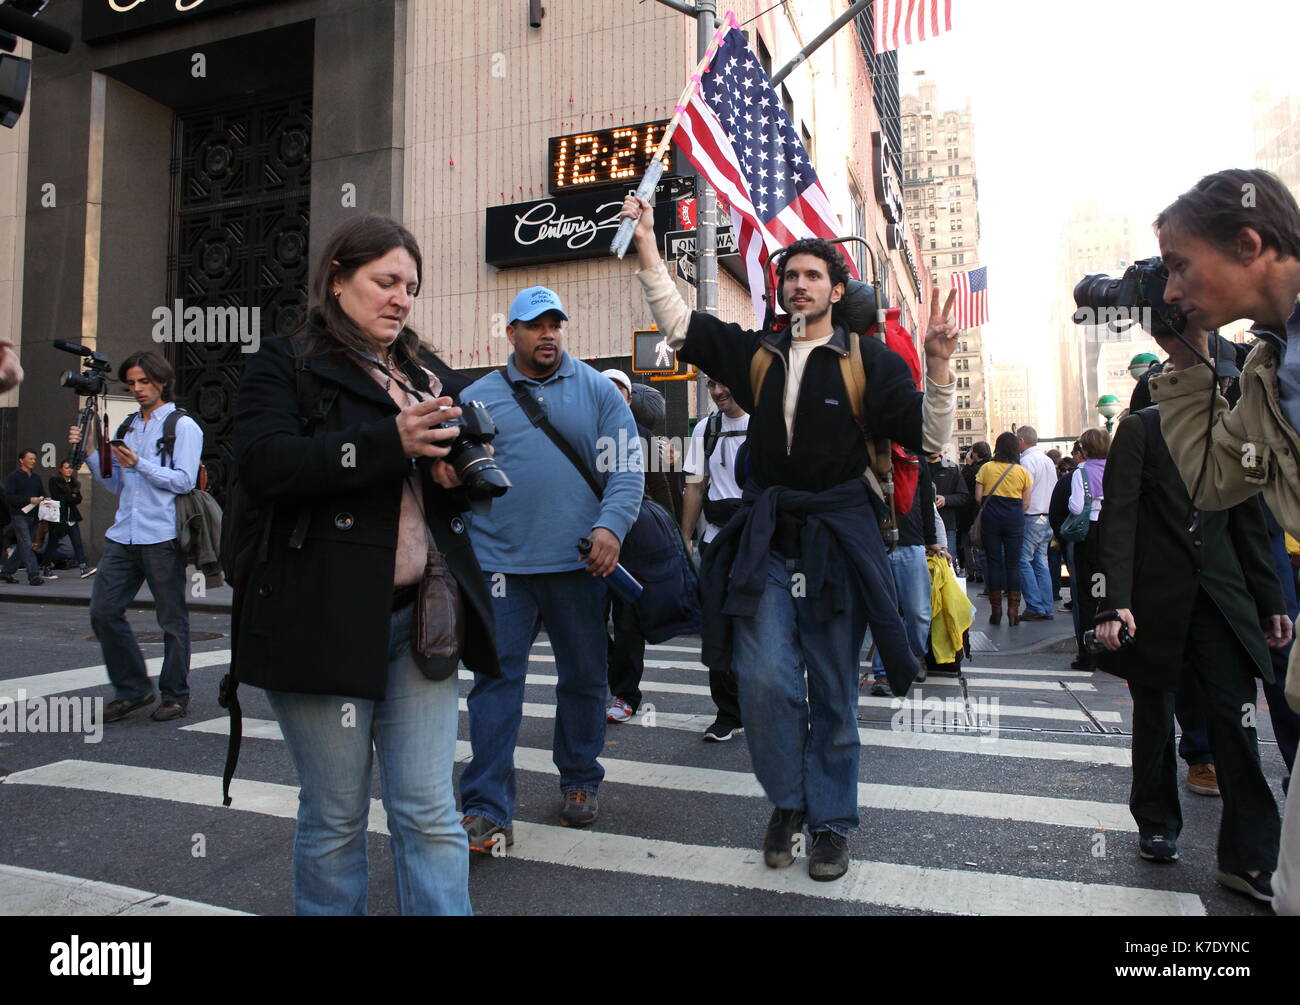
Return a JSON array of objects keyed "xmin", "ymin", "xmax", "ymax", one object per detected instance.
[{"xmin": 606, "ymin": 697, "xmax": 634, "ymax": 723}]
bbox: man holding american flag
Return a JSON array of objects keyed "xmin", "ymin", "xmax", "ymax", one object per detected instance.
[{"xmin": 619, "ymin": 188, "xmax": 958, "ymax": 880}]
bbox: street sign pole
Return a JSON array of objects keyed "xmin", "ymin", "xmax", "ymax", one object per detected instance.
[{"xmin": 694, "ymin": 0, "xmax": 718, "ymax": 419}]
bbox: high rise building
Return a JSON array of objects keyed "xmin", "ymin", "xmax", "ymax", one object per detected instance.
[
  {"xmin": 1052, "ymin": 202, "xmax": 1152, "ymax": 437},
  {"xmin": 986, "ymin": 358, "xmax": 1034, "ymax": 442},
  {"xmin": 1255, "ymin": 88, "xmax": 1300, "ymax": 198},
  {"xmin": 901, "ymin": 82, "xmax": 984, "ymax": 453}
]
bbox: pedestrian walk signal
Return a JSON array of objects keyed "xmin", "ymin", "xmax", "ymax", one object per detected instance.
[{"xmin": 632, "ymin": 328, "xmax": 678, "ymax": 374}]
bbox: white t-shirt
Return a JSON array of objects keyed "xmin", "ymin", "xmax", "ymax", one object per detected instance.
[
  {"xmin": 784, "ymin": 333, "xmax": 833, "ymax": 449},
  {"xmin": 684, "ymin": 411, "xmax": 749, "ymax": 542}
]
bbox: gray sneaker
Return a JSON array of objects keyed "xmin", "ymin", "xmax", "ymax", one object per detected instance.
[
  {"xmin": 559, "ymin": 789, "xmax": 599, "ymax": 828},
  {"xmin": 461, "ymin": 814, "xmax": 513, "ymax": 854}
]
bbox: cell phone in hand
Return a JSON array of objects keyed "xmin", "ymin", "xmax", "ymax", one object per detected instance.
[{"xmin": 109, "ymin": 439, "xmax": 126, "ymax": 447}]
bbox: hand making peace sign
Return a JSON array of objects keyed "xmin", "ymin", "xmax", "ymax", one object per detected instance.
[{"xmin": 923, "ymin": 286, "xmax": 960, "ymax": 362}]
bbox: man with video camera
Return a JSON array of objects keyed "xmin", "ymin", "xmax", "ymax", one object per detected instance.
[
  {"xmin": 618, "ymin": 193, "xmax": 956, "ymax": 882},
  {"xmin": 1133, "ymin": 169, "xmax": 1300, "ymax": 912},
  {"xmin": 68, "ymin": 351, "xmax": 203, "ymax": 723}
]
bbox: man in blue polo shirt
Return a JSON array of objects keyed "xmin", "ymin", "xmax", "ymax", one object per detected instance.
[{"xmin": 457, "ymin": 286, "xmax": 643, "ymax": 853}]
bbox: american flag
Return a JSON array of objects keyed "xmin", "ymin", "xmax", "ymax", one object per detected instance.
[
  {"xmin": 673, "ymin": 26, "xmax": 856, "ymax": 324},
  {"xmin": 874, "ymin": 0, "xmax": 954, "ymax": 55},
  {"xmin": 950, "ymin": 265, "xmax": 988, "ymax": 328}
]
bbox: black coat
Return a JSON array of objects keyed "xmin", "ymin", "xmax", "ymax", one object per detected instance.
[
  {"xmin": 231, "ymin": 332, "xmax": 500, "ymax": 700},
  {"xmin": 677, "ymin": 314, "xmax": 926, "ymax": 493},
  {"xmin": 49, "ymin": 475, "xmax": 83, "ymax": 524},
  {"xmin": 927, "ymin": 458, "xmax": 969, "ymax": 532},
  {"xmin": 957, "ymin": 459, "xmax": 986, "ymax": 532},
  {"xmin": 1097, "ymin": 408, "xmax": 1282, "ymax": 691}
]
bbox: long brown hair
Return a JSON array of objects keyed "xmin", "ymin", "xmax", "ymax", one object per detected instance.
[
  {"xmin": 118, "ymin": 350, "xmax": 175, "ymax": 402},
  {"xmin": 300, "ymin": 213, "xmax": 425, "ymax": 368}
]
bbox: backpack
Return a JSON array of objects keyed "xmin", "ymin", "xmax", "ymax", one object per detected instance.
[
  {"xmin": 115, "ymin": 407, "xmax": 209, "ymax": 492},
  {"xmin": 116, "ymin": 406, "xmax": 221, "ymax": 567},
  {"xmin": 747, "ymin": 329, "xmax": 915, "ymax": 546},
  {"xmin": 699, "ymin": 411, "xmax": 746, "ymax": 487},
  {"xmin": 218, "ymin": 334, "xmax": 340, "ymax": 586}
]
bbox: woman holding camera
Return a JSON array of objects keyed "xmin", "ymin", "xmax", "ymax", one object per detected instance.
[{"xmin": 229, "ymin": 213, "xmax": 500, "ymax": 915}]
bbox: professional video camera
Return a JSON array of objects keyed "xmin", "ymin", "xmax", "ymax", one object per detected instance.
[
  {"xmin": 1072, "ymin": 256, "xmax": 1187, "ymax": 338},
  {"xmin": 438, "ymin": 400, "xmax": 510, "ymax": 510},
  {"xmin": 54, "ymin": 339, "xmax": 112, "ymax": 396},
  {"xmin": 53, "ymin": 340, "xmax": 114, "ymax": 472}
]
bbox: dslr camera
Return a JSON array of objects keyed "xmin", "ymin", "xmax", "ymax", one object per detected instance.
[
  {"xmin": 1072, "ymin": 257, "xmax": 1187, "ymax": 339},
  {"xmin": 54, "ymin": 339, "xmax": 112, "ymax": 396},
  {"xmin": 439, "ymin": 400, "xmax": 511, "ymax": 508}
]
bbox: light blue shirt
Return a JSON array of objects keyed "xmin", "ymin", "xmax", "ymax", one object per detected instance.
[
  {"xmin": 1256, "ymin": 301, "xmax": 1300, "ymax": 435},
  {"xmin": 85, "ymin": 401, "xmax": 203, "ymax": 545},
  {"xmin": 460, "ymin": 351, "xmax": 644, "ymax": 574}
]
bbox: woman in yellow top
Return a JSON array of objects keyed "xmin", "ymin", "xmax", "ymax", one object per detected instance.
[{"xmin": 974, "ymin": 431, "xmax": 1033, "ymax": 625}]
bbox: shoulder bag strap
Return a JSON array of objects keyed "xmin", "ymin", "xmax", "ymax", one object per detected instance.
[
  {"xmin": 501, "ymin": 368, "xmax": 603, "ymax": 501},
  {"xmin": 975, "ymin": 463, "xmax": 1015, "ymax": 519}
]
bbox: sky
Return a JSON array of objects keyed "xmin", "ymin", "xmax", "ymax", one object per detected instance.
[{"xmin": 896, "ymin": 0, "xmax": 1298, "ymax": 433}]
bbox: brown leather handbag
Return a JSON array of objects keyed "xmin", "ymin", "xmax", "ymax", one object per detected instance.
[{"xmin": 414, "ymin": 546, "xmax": 466, "ymax": 660}]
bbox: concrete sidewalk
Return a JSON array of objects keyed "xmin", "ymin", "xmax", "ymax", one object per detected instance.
[
  {"xmin": 0, "ymin": 568, "xmax": 233, "ymax": 613},
  {"xmin": 0, "ymin": 567, "xmax": 1074, "ymax": 655}
]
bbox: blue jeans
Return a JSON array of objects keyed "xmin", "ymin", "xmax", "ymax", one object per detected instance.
[
  {"xmin": 1018, "ymin": 515, "xmax": 1053, "ymax": 613},
  {"xmin": 460, "ymin": 570, "xmax": 608, "ymax": 828},
  {"xmin": 89, "ymin": 538, "xmax": 191, "ymax": 703},
  {"xmin": 732, "ymin": 553, "xmax": 866, "ymax": 836},
  {"xmin": 1, "ymin": 513, "xmax": 40, "ymax": 582},
  {"xmin": 980, "ymin": 497, "xmax": 1024, "ymax": 594},
  {"xmin": 265, "ymin": 605, "xmax": 469, "ymax": 916},
  {"xmin": 872, "ymin": 544, "xmax": 931, "ymax": 675}
]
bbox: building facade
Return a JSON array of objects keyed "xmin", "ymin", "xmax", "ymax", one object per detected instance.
[
  {"xmin": 2, "ymin": 0, "xmax": 928, "ymax": 558},
  {"xmin": 985, "ymin": 358, "xmax": 1033, "ymax": 443},
  {"xmin": 1255, "ymin": 87, "xmax": 1300, "ymax": 198},
  {"xmin": 900, "ymin": 81, "xmax": 984, "ymax": 453},
  {"xmin": 1051, "ymin": 201, "xmax": 1146, "ymax": 438}
]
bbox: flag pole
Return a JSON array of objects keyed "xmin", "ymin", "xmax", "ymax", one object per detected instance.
[{"xmin": 609, "ymin": 9, "xmax": 738, "ymax": 260}]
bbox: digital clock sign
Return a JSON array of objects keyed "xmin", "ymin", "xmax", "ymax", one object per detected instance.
[{"xmin": 549, "ymin": 120, "xmax": 675, "ymax": 194}]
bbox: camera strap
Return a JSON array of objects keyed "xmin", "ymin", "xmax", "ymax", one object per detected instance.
[
  {"xmin": 501, "ymin": 368, "xmax": 604, "ymax": 501},
  {"xmin": 350, "ymin": 347, "xmax": 429, "ymax": 403}
]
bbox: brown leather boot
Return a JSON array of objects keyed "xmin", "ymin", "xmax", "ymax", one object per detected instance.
[
  {"xmin": 1007, "ymin": 591, "xmax": 1022, "ymax": 626},
  {"xmin": 988, "ymin": 590, "xmax": 1003, "ymax": 626}
]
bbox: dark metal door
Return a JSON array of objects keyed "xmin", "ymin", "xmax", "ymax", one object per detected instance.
[{"xmin": 168, "ymin": 94, "xmax": 312, "ymax": 502}]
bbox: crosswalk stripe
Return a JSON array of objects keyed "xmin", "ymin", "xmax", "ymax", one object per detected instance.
[
  {"xmin": 0, "ymin": 650, "xmax": 234, "ymax": 703},
  {"xmin": 3, "ymin": 760, "xmax": 1188, "ymax": 915},
  {"xmin": 524, "ymin": 655, "xmax": 1097, "ymax": 692},
  {"xmin": 0, "ymin": 863, "xmax": 251, "ymax": 916},
  {"xmin": 455, "ymin": 670, "xmax": 1114, "ymax": 733},
  {"xmin": 183, "ymin": 716, "xmax": 1136, "ymax": 827}
]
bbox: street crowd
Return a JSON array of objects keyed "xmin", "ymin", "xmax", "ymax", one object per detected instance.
[{"xmin": 1, "ymin": 167, "xmax": 1299, "ymax": 917}]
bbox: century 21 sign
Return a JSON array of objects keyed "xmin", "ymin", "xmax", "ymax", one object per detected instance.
[{"xmin": 82, "ymin": 0, "xmax": 276, "ymax": 43}]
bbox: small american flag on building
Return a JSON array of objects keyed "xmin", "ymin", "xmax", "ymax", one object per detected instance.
[
  {"xmin": 874, "ymin": 0, "xmax": 954, "ymax": 55},
  {"xmin": 673, "ymin": 24, "xmax": 856, "ymax": 324},
  {"xmin": 950, "ymin": 265, "xmax": 988, "ymax": 328}
]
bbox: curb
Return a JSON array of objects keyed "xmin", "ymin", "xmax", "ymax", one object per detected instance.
[{"xmin": 0, "ymin": 592, "xmax": 232, "ymax": 614}]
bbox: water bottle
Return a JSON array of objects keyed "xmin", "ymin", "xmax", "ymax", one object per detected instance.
[{"xmin": 578, "ymin": 537, "xmax": 643, "ymax": 604}]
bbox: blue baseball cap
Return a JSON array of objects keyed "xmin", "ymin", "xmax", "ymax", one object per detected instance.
[{"xmin": 508, "ymin": 286, "xmax": 569, "ymax": 324}]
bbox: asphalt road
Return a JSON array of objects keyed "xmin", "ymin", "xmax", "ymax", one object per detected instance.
[{"xmin": 0, "ymin": 599, "xmax": 1288, "ymax": 917}]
